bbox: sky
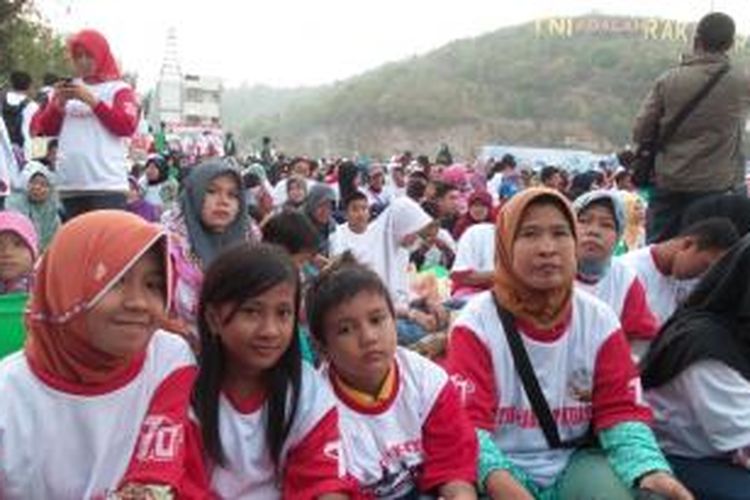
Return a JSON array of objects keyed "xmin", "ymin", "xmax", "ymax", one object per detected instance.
[{"xmin": 36, "ymin": 0, "xmax": 750, "ymax": 90}]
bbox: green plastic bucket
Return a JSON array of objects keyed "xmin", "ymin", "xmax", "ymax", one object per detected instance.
[
  {"xmin": 421, "ymin": 265, "xmax": 449, "ymax": 279},
  {"xmin": 0, "ymin": 293, "xmax": 28, "ymax": 359}
]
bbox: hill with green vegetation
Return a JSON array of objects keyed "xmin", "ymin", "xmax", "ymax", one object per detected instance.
[{"xmin": 223, "ymin": 15, "xmax": 750, "ymax": 158}]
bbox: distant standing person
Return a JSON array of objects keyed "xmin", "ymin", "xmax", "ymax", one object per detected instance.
[
  {"xmin": 260, "ymin": 136, "xmax": 277, "ymax": 182},
  {"xmin": 223, "ymin": 131, "xmax": 237, "ymax": 158},
  {"xmin": 632, "ymin": 12, "xmax": 750, "ymax": 243},
  {"xmin": 32, "ymin": 29, "xmax": 139, "ymax": 220},
  {"xmin": 2, "ymin": 71, "xmax": 39, "ymax": 168}
]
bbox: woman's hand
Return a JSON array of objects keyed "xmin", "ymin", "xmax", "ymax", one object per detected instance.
[
  {"xmin": 485, "ymin": 469, "xmax": 534, "ymax": 500},
  {"xmin": 639, "ymin": 471, "xmax": 694, "ymax": 500},
  {"xmin": 52, "ymin": 82, "xmax": 71, "ymax": 110},
  {"xmin": 114, "ymin": 483, "xmax": 174, "ymax": 499},
  {"xmin": 56, "ymin": 82, "xmax": 99, "ymax": 109}
]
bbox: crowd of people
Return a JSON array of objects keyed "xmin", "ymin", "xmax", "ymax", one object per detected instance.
[{"xmin": 0, "ymin": 11, "xmax": 749, "ymax": 500}]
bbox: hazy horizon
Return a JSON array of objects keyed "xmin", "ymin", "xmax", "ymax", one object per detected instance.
[{"xmin": 37, "ymin": 0, "xmax": 748, "ymax": 90}]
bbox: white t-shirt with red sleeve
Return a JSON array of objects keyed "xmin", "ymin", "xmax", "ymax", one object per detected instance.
[
  {"xmin": 576, "ymin": 258, "xmax": 660, "ymax": 341},
  {"xmin": 0, "ymin": 331, "xmax": 200, "ymax": 500},
  {"xmin": 451, "ymin": 222, "xmax": 495, "ymax": 275},
  {"xmin": 646, "ymin": 360, "xmax": 750, "ymax": 459},
  {"xmin": 616, "ymin": 246, "xmax": 696, "ymax": 324},
  {"xmin": 447, "ymin": 289, "xmax": 652, "ymax": 487},
  {"xmin": 450, "ymin": 222, "xmax": 495, "ymax": 297},
  {"xmin": 322, "ymin": 347, "xmax": 477, "ymax": 499},
  {"xmin": 210, "ymin": 362, "xmax": 349, "ymax": 499}
]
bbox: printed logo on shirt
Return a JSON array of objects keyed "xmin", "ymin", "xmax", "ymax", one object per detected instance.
[
  {"xmin": 566, "ymin": 368, "xmax": 593, "ymax": 403},
  {"xmin": 66, "ymin": 100, "xmax": 95, "ymax": 118},
  {"xmin": 628, "ymin": 377, "xmax": 648, "ymax": 408},
  {"xmin": 450, "ymin": 373, "xmax": 476, "ymax": 405},
  {"xmin": 324, "ymin": 440, "xmax": 347, "ymax": 478},
  {"xmin": 135, "ymin": 415, "xmax": 184, "ymax": 462},
  {"xmin": 497, "ymin": 406, "xmax": 592, "ymax": 428},
  {"xmin": 363, "ymin": 439, "xmax": 424, "ymax": 498}
]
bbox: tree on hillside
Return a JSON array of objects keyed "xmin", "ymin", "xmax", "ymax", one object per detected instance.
[
  {"xmin": 0, "ymin": 0, "xmax": 26, "ymax": 21},
  {"xmin": 0, "ymin": 0, "xmax": 68, "ymax": 86}
]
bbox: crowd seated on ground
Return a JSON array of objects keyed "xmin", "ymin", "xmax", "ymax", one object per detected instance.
[{"xmin": 2, "ymin": 17, "xmax": 750, "ymax": 499}]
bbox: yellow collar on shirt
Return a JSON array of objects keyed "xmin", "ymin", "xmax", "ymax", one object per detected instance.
[{"xmin": 333, "ymin": 363, "xmax": 397, "ymax": 407}]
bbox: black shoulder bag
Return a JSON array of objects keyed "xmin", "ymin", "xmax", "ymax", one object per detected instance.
[
  {"xmin": 491, "ymin": 294, "xmax": 592, "ymax": 449},
  {"xmin": 632, "ymin": 63, "xmax": 730, "ymax": 188}
]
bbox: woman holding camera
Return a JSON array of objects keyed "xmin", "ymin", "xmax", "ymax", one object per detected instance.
[{"xmin": 32, "ymin": 29, "xmax": 139, "ymax": 220}]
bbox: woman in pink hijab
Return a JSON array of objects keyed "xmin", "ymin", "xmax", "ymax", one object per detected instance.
[{"xmin": 441, "ymin": 164, "xmax": 472, "ymax": 214}]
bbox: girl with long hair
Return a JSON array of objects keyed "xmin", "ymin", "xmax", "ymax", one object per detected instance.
[{"xmin": 192, "ymin": 243, "xmax": 351, "ymax": 499}]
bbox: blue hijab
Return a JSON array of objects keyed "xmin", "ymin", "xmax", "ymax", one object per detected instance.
[
  {"xmin": 573, "ymin": 190, "xmax": 625, "ymax": 282},
  {"xmin": 180, "ymin": 160, "xmax": 248, "ymax": 266}
]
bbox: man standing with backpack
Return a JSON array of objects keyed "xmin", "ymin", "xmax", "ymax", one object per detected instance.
[
  {"xmin": 632, "ymin": 13, "xmax": 750, "ymax": 244},
  {"xmin": 2, "ymin": 71, "xmax": 39, "ymax": 169}
]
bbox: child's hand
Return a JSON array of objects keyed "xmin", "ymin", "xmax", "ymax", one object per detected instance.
[
  {"xmin": 434, "ymin": 236, "xmax": 451, "ymax": 251},
  {"xmin": 313, "ymin": 254, "xmax": 330, "ymax": 269}
]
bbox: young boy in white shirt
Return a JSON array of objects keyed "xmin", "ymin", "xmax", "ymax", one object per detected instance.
[
  {"xmin": 618, "ymin": 217, "xmax": 739, "ymax": 324},
  {"xmin": 330, "ymin": 191, "xmax": 371, "ymax": 263}
]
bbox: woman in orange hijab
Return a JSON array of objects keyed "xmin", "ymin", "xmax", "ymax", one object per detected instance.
[
  {"xmin": 447, "ymin": 188, "xmax": 693, "ymax": 500},
  {"xmin": 32, "ymin": 29, "xmax": 139, "ymax": 221},
  {"xmin": 0, "ymin": 211, "xmax": 208, "ymax": 499}
]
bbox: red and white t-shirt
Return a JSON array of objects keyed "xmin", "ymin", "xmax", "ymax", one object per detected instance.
[
  {"xmin": 576, "ymin": 258, "xmax": 659, "ymax": 341},
  {"xmin": 32, "ymin": 79, "xmax": 139, "ymax": 193},
  {"xmin": 450, "ymin": 222, "xmax": 495, "ymax": 297},
  {"xmin": 646, "ymin": 360, "xmax": 750, "ymax": 459},
  {"xmin": 210, "ymin": 362, "xmax": 350, "ymax": 499},
  {"xmin": 322, "ymin": 348, "xmax": 477, "ymax": 499},
  {"xmin": 0, "ymin": 331, "xmax": 202, "ymax": 500},
  {"xmin": 447, "ymin": 290, "xmax": 651, "ymax": 487},
  {"xmin": 617, "ymin": 246, "xmax": 696, "ymax": 324}
]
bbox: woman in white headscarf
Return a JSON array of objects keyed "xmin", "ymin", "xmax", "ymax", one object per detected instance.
[
  {"xmin": 355, "ymin": 195, "xmax": 432, "ymax": 309},
  {"xmin": 7, "ymin": 161, "xmax": 61, "ymax": 251}
]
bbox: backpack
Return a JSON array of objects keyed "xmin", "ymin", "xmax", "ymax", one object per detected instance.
[{"xmin": 1, "ymin": 91, "xmax": 30, "ymax": 147}]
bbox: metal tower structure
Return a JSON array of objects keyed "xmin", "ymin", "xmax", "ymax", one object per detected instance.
[
  {"xmin": 160, "ymin": 27, "xmax": 182, "ymax": 81},
  {"xmin": 152, "ymin": 27, "xmax": 183, "ymax": 126}
]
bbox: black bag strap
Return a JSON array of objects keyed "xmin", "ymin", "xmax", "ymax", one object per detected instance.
[
  {"xmin": 656, "ymin": 63, "xmax": 730, "ymax": 150},
  {"xmin": 491, "ymin": 294, "xmax": 593, "ymax": 449},
  {"xmin": 491, "ymin": 293, "xmax": 565, "ymax": 448}
]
